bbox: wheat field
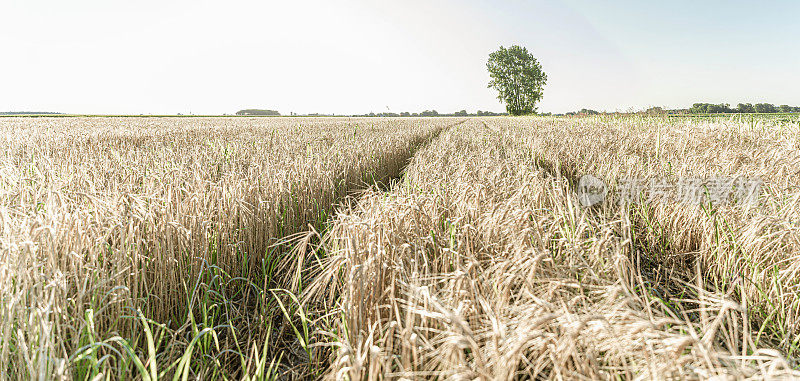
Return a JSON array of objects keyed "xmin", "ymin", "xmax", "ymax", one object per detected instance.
[{"xmin": 1, "ymin": 115, "xmax": 799, "ymax": 379}]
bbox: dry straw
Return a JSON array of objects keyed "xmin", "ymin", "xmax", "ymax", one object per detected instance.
[
  {"xmin": 1, "ymin": 114, "xmax": 799, "ymax": 379},
  {"xmin": 308, "ymin": 116, "xmax": 800, "ymax": 379}
]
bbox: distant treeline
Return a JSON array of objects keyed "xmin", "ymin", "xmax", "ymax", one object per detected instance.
[
  {"xmin": 235, "ymin": 109, "xmax": 281, "ymax": 116},
  {"xmin": 0, "ymin": 111, "xmax": 63, "ymax": 115},
  {"xmin": 234, "ymin": 109, "xmax": 506, "ymax": 117},
  {"xmin": 555, "ymin": 103, "xmax": 800, "ymax": 116},
  {"xmin": 686, "ymin": 103, "xmax": 800, "ymax": 114},
  {"xmin": 353, "ymin": 110, "xmax": 506, "ymax": 117},
  {"xmin": 561, "ymin": 108, "xmax": 600, "ymax": 116}
]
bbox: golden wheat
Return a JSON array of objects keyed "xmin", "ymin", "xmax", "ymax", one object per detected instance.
[
  {"xmin": 308, "ymin": 116, "xmax": 800, "ymax": 379},
  {"xmin": 3, "ymin": 115, "xmax": 799, "ymax": 379},
  {"xmin": 0, "ymin": 116, "xmax": 454, "ymax": 379}
]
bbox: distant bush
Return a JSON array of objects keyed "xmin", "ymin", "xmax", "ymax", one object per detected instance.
[{"xmin": 236, "ymin": 109, "xmax": 280, "ymax": 116}]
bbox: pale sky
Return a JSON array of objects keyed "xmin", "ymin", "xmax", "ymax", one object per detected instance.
[{"xmin": 2, "ymin": 0, "xmax": 798, "ymax": 115}]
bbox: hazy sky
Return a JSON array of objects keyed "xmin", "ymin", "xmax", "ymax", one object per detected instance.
[{"xmin": 2, "ymin": 0, "xmax": 798, "ymax": 114}]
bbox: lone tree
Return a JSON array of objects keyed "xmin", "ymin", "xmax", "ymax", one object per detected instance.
[{"xmin": 487, "ymin": 45, "xmax": 547, "ymax": 115}]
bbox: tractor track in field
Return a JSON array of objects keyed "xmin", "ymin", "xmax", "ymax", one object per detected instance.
[{"xmin": 269, "ymin": 118, "xmax": 469, "ymax": 377}]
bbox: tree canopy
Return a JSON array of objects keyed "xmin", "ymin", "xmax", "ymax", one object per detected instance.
[{"xmin": 487, "ymin": 45, "xmax": 547, "ymax": 116}]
